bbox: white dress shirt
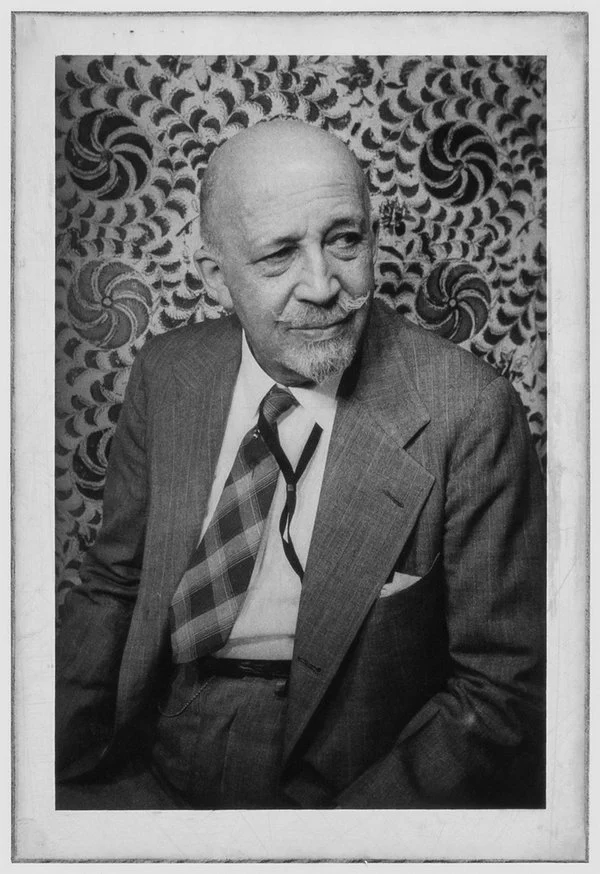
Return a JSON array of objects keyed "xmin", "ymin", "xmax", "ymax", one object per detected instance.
[{"xmin": 200, "ymin": 333, "xmax": 341, "ymax": 660}]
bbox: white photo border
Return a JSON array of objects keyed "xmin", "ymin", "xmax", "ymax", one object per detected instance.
[{"xmin": 11, "ymin": 8, "xmax": 588, "ymax": 863}]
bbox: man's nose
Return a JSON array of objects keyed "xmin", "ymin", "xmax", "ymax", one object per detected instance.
[{"xmin": 295, "ymin": 249, "xmax": 340, "ymax": 304}]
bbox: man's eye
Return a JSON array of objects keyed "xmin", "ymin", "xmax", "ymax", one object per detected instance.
[
  {"xmin": 264, "ymin": 246, "xmax": 294, "ymax": 262},
  {"xmin": 327, "ymin": 233, "xmax": 362, "ymax": 254}
]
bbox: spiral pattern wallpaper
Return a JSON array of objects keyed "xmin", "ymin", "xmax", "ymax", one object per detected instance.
[{"xmin": 56, "ymin": 54, "xmax": 547, "ymax": 606}]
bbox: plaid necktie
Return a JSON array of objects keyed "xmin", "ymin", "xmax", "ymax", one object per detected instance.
[{"xmin": 169, "ymin": 385, "xmax": 298, "ymax": 664}]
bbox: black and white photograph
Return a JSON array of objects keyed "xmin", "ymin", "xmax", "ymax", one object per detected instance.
[{"xmin": 11, "ymin": 5, "xmax": 589, "ymax": 863}]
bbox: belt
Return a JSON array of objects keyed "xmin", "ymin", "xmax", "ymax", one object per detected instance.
[{"xmin": 197, "ymin": 656, "xmax": 292, "ymax": 680}]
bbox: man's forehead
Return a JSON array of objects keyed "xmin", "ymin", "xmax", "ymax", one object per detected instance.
[
  {"xmin": 231, "ymin": 168, "xmax": 369, "ymax": 251},
  {"xmin": 239, "ymin": 157, "xmax": 363, "ymax": 205},
  {"xmin": 240, "ymin": 194, "xmax": 368, "ymax": 252}
]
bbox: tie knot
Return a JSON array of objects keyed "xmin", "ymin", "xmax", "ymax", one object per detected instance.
[{"xmin": 260, "ymin": 385, "xmax": 298, "ymax": 427}]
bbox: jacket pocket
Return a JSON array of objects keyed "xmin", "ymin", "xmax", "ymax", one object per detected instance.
[
  {"xmin": 157, "ymin": 673, "xmax": 216, "ymax": 718},
  {"xmin": 377, "ymin": 552, "xmax": 442, "ymax": 605},
  {"xmin": 379, "ymin": 571, "xmax": 421, "ymax": 598}
]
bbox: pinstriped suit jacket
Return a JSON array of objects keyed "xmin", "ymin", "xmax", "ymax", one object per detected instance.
[{"xmin": 56, "ymin": 300, "xmax": 546, "ymax": 808}]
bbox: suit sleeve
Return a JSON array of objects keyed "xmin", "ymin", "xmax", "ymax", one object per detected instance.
[
  {"xmin": 55, "ymin": 351, "xmax": 149, "ymax": 780},
  {"xmin": 335, "ymin": 375, "xmax": 546, "ymax": 807}
]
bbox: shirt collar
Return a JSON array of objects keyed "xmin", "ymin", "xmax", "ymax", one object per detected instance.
[{"xmin": 239, "ymin": 332, "xmax": 341, "ymax": 433}]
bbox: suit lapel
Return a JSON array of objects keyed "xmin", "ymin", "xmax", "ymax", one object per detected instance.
[
  {"xmin": 116, "ymin": 318, "xmax": 242, "ymax": 722},
  {"xmin": 283, "ymin": 305, "xmax": 435, "ymax": 761},
  {"xmin": 164, "ymin": 327, "xmax": 242, "ymax": 573}
]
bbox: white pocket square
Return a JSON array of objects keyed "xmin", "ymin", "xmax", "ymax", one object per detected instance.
[{"xmin": 379, "ymin": 572, "xmax": 422, "ymax": 598}]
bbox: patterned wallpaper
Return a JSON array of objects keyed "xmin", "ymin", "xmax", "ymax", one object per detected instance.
[{"xmin": 55, "ymin": 54, "xmax": 547, "ymax": 607}]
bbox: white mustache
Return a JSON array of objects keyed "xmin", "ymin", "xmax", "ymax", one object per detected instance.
[
  {"xmin": 340, "ymin": 292, "xmax": 371, "ymax": 311},
  {"xmin": 277, "ymin": 291, "xmax": 371, "ymax": 329}
]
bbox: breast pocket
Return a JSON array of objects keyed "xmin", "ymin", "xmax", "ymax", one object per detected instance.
[{"xmin": 377, "ymin": 552, "xmax": 442, "ymax": 605}]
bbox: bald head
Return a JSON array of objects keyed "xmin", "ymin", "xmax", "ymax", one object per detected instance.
[{"xmin": 199, "ymin": 119, "xmax": 370, "ymax": 254}]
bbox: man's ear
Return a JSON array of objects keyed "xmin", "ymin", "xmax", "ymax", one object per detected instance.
[{"xmin": 194, "ymin": 247, "xmax": 234, "ymax": 311}]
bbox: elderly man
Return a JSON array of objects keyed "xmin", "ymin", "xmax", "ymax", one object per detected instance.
[{"xmin": 56, "ymin": 119, "xmax": 546, "ymax": 810}]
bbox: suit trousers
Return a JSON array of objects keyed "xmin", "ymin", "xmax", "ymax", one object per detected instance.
[
  {"xmin": 148, "ymin": 664, "xmax": 292, "ymax": 809},
  {"xmin": 55, "ymin": 752, "xmax": 184, "ymax": 810}
]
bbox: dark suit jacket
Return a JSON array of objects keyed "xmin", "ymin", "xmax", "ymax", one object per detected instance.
[{"xmin": 56, "ymin": 301, "xmax": 546, "ymax": 808}]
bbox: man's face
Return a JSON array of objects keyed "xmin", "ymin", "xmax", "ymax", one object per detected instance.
[{"xmin": 205, "ymin": 137, "xmax": 377, "ymax": 386}]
